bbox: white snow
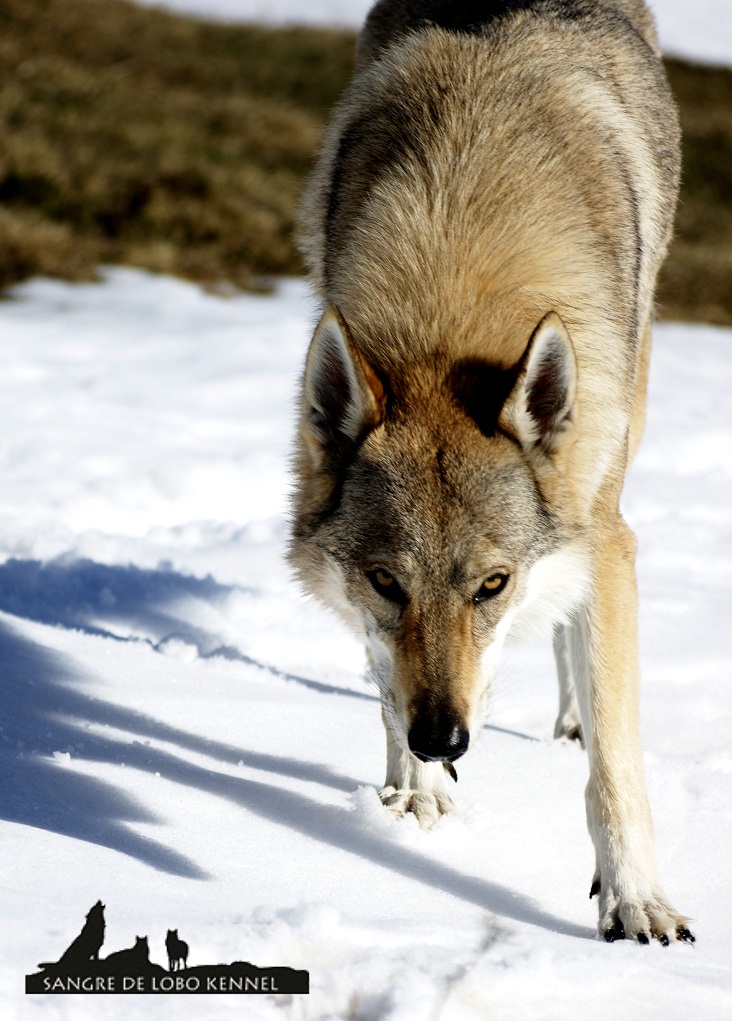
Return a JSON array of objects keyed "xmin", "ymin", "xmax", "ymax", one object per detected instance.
[
  {"xmin": 125, "ymin": 0, "xmax": 373, "ymax": 28},
  {"xmin": 2, "ymin": 268, "xmax": 731, "ymax": 1019},
  {"xmin": 649, "ymin": 0, "xmax": 732, "ymax": 65},
  {"xmin": 123, "ymin": 0, "xmax": 732, "ymax": 67}
]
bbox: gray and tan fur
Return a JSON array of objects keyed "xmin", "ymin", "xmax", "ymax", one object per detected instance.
[{"xmin": 290, "ymin": 0, "xmax": 692, "ymax": 944}]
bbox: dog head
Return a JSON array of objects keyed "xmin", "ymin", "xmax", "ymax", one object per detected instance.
[{"xmin": 290, "ymin": 305, "xmax": 588, "ymax": 761}]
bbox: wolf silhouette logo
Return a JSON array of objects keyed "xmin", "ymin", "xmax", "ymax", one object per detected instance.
[
  {"xmin": 37, "ymin": 901, "xmax": 105, "ymax": 970},
  {"xmin": 165, "ymin": 929, "xmax": 189, "ymax": 972},
  {"xmin": 103, "ymin": 935, "xmax": 151, "ymax": 971},
  {"xmin": 27, "ymin": 902, "xmax": 309, "ymax": 995}
]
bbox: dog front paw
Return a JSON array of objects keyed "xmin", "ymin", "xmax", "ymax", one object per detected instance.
[
  {"xmin": 593, "ymin": 883, "xmax": 695, "ymax": 945},
  {"xmin": 379, "ymin": 785, "xmax": 456, "ymax": 828}
]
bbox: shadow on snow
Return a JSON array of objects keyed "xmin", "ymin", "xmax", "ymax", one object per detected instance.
[
  {"xmin": 0, "ymin": 557, "xmax": 588, "ymax": 938},
  {"xmin": 0, "ymin": 556, "xmax": 370, "ymax": 701}
]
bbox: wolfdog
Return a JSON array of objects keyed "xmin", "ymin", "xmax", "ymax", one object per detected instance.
[{"xmin": 290, "ymin": 0, "xmax": 692, "ymax": 944}]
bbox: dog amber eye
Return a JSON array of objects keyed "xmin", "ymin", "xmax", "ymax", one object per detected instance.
[
  {"xmin": 473, "ymin": 573, "xmax": 508, "ymax": 603},
  {"xmin": 367, "ymin": 568, "xmax": 406, "ymax": 604}
]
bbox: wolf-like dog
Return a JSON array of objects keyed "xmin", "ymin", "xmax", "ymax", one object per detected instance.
[{"xmin": 290, "ymin": 0, "xmax": 693, "ymax": 944}]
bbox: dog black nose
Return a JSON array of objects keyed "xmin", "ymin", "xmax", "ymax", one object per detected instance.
[{"xmin": 408, "ymin": 719, "xmax": 470, "ymax": 763}]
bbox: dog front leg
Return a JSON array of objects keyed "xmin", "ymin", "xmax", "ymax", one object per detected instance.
[
  {"xmin": 379, "ymin": 710, "xmax": 457, "ymax": 828},
  {"xmin": 552, "ymin": 622, "xmax": 584, "ymax": 746},
  {"xmin": 573, "ymin": 515, "xmax": 693, "ymax": 944}
]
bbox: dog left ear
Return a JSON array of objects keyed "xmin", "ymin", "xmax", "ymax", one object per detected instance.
[
  {"xmin": 301, "ymin": 305, "xmax": 385, "ymax": 469},
  {"xmin": 500, "ymin": 312, "xmax": 577, "ymax": 457}
]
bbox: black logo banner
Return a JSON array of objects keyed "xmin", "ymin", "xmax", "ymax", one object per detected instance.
[{"xmin": 25, "ymin": 902, "xmax": 309, "ymax": 995}]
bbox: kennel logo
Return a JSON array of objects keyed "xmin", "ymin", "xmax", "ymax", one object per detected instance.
[{"xmin": 25, "ymin": 901, "xmax": 309, "ymax": 995}]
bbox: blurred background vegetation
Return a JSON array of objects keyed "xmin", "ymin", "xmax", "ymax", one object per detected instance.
[{"xmin": 0, "ymin": 0, "xmax": 730, "ymax": 322}]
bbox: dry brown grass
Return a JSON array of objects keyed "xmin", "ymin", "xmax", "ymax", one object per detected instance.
[
  {"xmin": 659, "ymin": 60, "xmax": 732, "ymax": 324},
  {"xmin": 0, "ymin": 0, "xmax": 729, "ymax": 324},
  {"xmin": 0, "ymin": 0, "xmax": 355, "ymax": 288}
]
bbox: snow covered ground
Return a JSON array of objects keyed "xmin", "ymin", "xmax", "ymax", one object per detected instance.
[
  {"xmin": 2, "ymin": 268, "xmax": 731, "ymax": 1019},
  {"xmin": 125, "ymin": 0, "xmax": 732, "ymax": 67}
]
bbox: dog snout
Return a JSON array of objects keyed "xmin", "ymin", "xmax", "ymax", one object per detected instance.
[{"xmin": 408, "ymin": 711, "xmax": 470, "ymax": 763}]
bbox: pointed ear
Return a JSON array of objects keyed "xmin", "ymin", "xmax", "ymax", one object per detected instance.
[
  {"xmin": 500, "ymin": 312, "xmax": 577, "ymax": 457},
  {"xmin": 300, "ymin": 305, "xmax": 385, "ymax": 468}
]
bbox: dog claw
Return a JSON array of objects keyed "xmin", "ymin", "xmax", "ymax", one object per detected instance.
[
  {"xmin": 596, "ymin": 892, "xmax": 691, "ymax": 947},
  {"xmin": 444, "ymin": 762, "xmax": 458, "ymax": 783}
]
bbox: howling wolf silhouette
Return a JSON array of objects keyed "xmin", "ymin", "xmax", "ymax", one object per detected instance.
[{"xmin": 38, "ymin": 900, "xmax": 105, "ymax": 969}]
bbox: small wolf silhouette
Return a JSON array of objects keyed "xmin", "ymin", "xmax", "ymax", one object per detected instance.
[
  {"xmin": 103, "ymin": 935, "xmax": 150, "ymax": 970},
  {"xmin": 165, "ymin": 929, "xmax": 189, "ymax": 972},
  {"xmin": 38, "ymin": 900, "xmax": 105, "ymax": 969}
]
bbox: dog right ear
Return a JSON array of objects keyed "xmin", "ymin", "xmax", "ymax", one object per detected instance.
[
  {"xmin": 499, "ymin": 312, "xmax": 577, "ymax": 460},
  {"xmin": 300, "ymin": 305, "xmax": 385, "ymax": 469}
]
